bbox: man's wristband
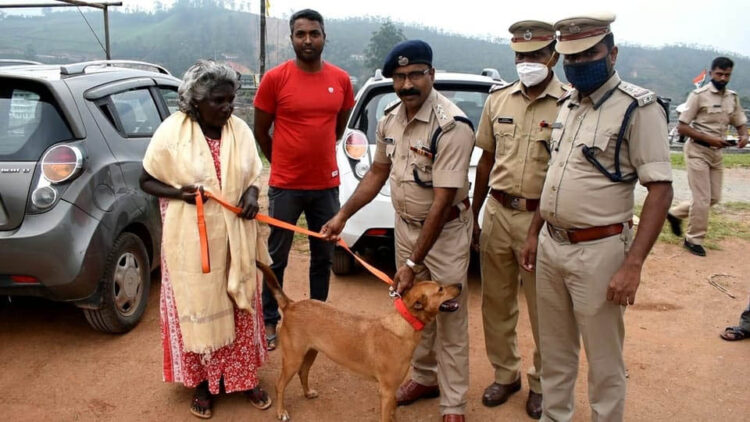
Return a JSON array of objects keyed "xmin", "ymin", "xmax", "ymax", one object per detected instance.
[{"xmin": 406, "ymin": 258, "xmax": 424, "ymax": 272}]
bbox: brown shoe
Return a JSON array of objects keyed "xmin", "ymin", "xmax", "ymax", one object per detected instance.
[
  {"xmin": 525, "ymin": 391, "xmax": 542, "ymax": 419},
  {"xmin": 482, "ymin": 379, "xmax": 521, "ymax": 407},
  {"xmin": 396, "ymin": 380, "xmax": 440, "ymax": 406},
  {"xmin": 443, "ymin": 414, "xmax": 465, "ymax": 422}
]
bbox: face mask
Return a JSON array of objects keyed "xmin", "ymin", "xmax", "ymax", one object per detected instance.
[
  {"xmin": 563, "ymin": 56, "xmax": 611, "ymax": 93},
  {"xmin": 516, "ymin": 62, "xmax": 549, "ymax": 87},
  {"xmin": 711, "ymin": 79, "xmax": 728, "ymax": 90}
]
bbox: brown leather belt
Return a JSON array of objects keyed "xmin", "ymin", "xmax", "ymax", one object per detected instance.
[
  {"xmin": 490, "ymin": 189, "xmax": 539, "ymax": 212},
  {"xmin": 402, "ymin": 197, "xmax": 470, "ymax": 225},
  {"xmin": 546, "ymin": 220, "xmax": 633, "ymax": 244}
]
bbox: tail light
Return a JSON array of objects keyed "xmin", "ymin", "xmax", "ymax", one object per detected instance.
[
  {"xmin": 344, "ymin": 130, "xmax": 368, "ymax": 160},
  {"xmin": 28, "ymin": 144, "xmax": 85, "ymax": 213},
  {"xmin": 11, "ymin": 275, "xmax": 39, "ymax": 284},
  {"xmin": 41, "ymin": 145, "xmax": 83, "ymax": 183}
]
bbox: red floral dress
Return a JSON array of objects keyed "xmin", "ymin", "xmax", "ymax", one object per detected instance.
[{"xmin": 159, "ymin": 136, "xmax": 267, "ymax": 394}]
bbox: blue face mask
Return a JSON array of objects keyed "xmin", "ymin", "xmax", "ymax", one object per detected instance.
[{"xmin": 564, "ymin": 56, "xmax": 611, "ymax": 94}]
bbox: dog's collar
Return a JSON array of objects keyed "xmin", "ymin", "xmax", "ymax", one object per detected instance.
[{"xmin": 394, "ymin": 298, "xmax": 425, "ymax": 331}]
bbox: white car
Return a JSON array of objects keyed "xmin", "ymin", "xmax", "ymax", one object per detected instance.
[{"xmin": 333, "ymin": 69, "xmax": 505, "ymax": 274}]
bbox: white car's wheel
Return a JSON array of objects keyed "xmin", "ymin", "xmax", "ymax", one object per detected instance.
[{"xmin": 332, "ymin": 246, "xmax": 355, "ymax": 275}]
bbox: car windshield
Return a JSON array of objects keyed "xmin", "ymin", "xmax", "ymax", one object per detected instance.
[
  {"xmin": 353, "ymin": 85, "xmax": 489, "ymax": 144},
  {"xmin": 0, "ymin": 80, "xmax": 72, "ymax": 160}
]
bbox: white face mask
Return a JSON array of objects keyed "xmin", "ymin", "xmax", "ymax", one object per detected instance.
[{"xmin": 516, "ymin": 62, "xmax": 549, "ymax": 87}]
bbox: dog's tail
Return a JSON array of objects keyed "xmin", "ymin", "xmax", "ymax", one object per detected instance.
[{"xmin": 256, "ymin": 261, "xmax": 291, "ymax": 310}]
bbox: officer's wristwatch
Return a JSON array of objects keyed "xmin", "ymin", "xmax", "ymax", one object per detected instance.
[{"xmin": 405, "ymin": 258, "xmax": 423, "ymax": 272}]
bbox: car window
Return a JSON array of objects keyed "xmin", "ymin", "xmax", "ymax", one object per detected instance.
[
  {"xmin": 159, "ymin": 87, "xmax": 179, "ymax": 115},
  {"xmin": 111, "ymin": 89, "xmax": 161, "ymax": 137},
  {"xmin": 0, "ymin": 82, "xmax": 72, "ymax": 160},
  {"xmin": 354, "ymin": 86, "xmax": 489, "ymax": 144}
]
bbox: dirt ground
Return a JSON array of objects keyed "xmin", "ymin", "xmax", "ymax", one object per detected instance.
[{"xmin": 1, "ymin": 237, "xmax": 749, "ymax": 421}]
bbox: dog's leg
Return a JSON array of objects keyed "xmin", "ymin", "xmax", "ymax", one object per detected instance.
[
  {"xmin": 276, "ymin": 352, "xmax": 305, "ymax": 422},
  {"xmin": 378, "ymin": 382, "xmax": 398, "ymax": 422},
  {"xmin": 298, "ymin": 349, "xmax": 319, "ymax": 399}
]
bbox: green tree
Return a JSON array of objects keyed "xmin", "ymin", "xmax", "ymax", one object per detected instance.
[{"xmin": 364, "ymin": 20, "xmax": 406, "ymax": 73}]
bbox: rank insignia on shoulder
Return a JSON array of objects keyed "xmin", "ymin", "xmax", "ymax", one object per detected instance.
[
  {"xmin": 618, "ymin": 82, "xmax": 655, "ymax": 107},
  {"xmin": 489, "ymin": 81, "xmax": 513, "ymax": 93},
  {"xmin": 497, "ymin": 117, "xmax": 513, "ymax": 124}
]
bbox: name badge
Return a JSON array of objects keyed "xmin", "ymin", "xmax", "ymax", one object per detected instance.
[
  {"xmin": 550, "ymin": 122, "xmax": 563, "ymax": 129},
  {"xmin": 497, "ymin": 117, "xmax": 513, "ymax": 124},
  {"xmin": 712, "ymin": 104, "xmax": 722, "ymax": 108}
]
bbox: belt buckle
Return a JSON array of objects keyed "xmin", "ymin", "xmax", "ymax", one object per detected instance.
[
  {"xmin": 510, "ymin": 197, "xmax": 521, "ymax": 211},
  {"xmin": 548, "ymin": 224, "xmax": 570, "ymax": 243}
]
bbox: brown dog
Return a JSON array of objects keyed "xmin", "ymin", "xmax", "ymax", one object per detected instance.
[{"xmin": 256, "ymin": 262, "xmax": 462, "ymax": 422}]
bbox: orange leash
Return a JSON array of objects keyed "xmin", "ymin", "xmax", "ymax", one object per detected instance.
[{"xmin": 195, "ymin": 191, "xmax": 394, "ymax": 286}]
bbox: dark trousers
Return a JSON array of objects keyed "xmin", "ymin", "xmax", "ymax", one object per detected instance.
[
  {"xmin": 740, "ymin": 298, "xmax": 750, "ymax": 332},
  {"xmin": 262, "ymin": 186, "xmax": 339, "ymax": 326}
]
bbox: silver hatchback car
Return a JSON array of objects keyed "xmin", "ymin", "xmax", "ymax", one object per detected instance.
[{"xmin": 0, "ymin": 60, "xmax": 180, "ymax": 333}]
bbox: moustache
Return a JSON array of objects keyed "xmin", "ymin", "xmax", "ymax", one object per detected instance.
[{"xmin": 398, "ymin": 88, "xmax": 421, "ymax": 97}]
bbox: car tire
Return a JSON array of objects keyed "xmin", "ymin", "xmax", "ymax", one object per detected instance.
[
  {"xmin": 83, "ymin": 232, "xmax": 150, "ymax": 333},
  {"xmin": 332, "ymin": 246, "xmax": 355, "ymax": 275}
]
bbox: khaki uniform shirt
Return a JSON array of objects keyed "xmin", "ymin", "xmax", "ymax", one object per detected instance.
[
  {"xmin": 476, "ymin": 76, "xmax": 569, "ymax": 198},
  {"xmin": 373, "ymin": 89, "xmax": 474, "ymax": 222},
  {"xmin": 679, "ymin": 83, "xmax": 747, "ymax": 139},
  {"xmin": 540, "ymin": 72, "xmax": 672, "ymax": 229}
]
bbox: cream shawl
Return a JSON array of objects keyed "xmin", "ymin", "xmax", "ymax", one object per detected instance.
[{"xmin": 143, "ymin": 111, "xmax": 271, "ymax": 354}]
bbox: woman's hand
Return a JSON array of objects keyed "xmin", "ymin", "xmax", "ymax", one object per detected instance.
[
  {"xmin": 180, "ymin": 185, "xmax": 207, "ymax": 204},
  {"xmin": 238, "ymin": 186, "xmax": 260, "ymax": 219}
]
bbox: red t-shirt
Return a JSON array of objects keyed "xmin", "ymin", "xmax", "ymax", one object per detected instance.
[{"xmin": 254, "ymin": 60, "xmax": 355, "ymax": 189}]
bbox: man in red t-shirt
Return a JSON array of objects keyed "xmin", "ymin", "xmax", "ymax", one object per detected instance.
[{"xmin": 253, "ymin": 8, "xmax": 355, "ymax": 351}]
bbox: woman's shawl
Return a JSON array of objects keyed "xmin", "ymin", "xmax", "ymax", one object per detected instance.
[{"xmin": 143, "ymin": 111, "xmax": 271, "ymax": 354}]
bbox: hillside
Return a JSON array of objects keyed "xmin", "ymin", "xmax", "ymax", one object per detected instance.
[{"xmin": 1, "ymin": 5, "xmax": 749, "ymax": 107}]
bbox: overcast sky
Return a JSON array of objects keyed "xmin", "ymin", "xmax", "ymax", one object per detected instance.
[{"xmin": 4, "ymin": 0, "xmax": 749, "ymax": 57}]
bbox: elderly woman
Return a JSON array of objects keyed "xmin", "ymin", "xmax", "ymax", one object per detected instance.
[{"xmin": 140, "ymin": 60, "xmax": 271, "ymax": 419}]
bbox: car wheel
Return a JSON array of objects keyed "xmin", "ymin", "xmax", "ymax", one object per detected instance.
[
  {"xmin": 332, "ymin": 246, "xmax": 355, "ymax": 275},
  {"xmin": 83, "ymin": 232, "xmax": 150, "ymax": 333}
]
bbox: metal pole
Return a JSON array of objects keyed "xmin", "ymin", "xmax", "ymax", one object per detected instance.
[
  {"xmin": 259, "ymin": 0, "xmax": 266, "ymax": 81},
  {"xmin": 103, "ymin": 5, "xmax": 110, "ymax": 59}
]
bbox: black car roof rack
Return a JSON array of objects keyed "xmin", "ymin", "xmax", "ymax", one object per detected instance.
[{"xmin": 60, "ymin": 60, "xmax": 171, "ymax": 76}]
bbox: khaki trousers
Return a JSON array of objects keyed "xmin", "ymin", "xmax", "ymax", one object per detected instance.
[
  {"xmin": 536, "ymin": 223, "xmax": 632, "ymax": 422},
  {"xmin": 670, "ymin": 140, "xmax": 723, "ymax": 245},
  {"xmin": 395, "ymin": 210, "xmax": 472, "ymax": 415},
  {"xmin": 479, "ymin": 197, "xmax": 542, "ymax": 393}
]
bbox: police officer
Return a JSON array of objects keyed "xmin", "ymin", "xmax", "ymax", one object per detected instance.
[
  {"xmin": 472, "ymin": 20, "xmax": 568, "ymax": 420},
  {"xmin": 321, "ymin": 40, "xmax": 474, "ymax": 422},
  {"xmin": 520, "ymin": 13, "xmax": 673, "ymax": 421},
  {"xmin": 667, "ymin": 57, "xmax": 748, "ymax": 256}
]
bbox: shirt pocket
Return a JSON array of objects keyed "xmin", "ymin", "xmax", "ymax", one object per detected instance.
[
  {"xmin": 531, "ymin": 126, "xmax": 552, "ymax": 164},
  {"xmin": 705, "ymin": 105, "xmax": 729, "ymax": 125},
  {"xmin": 574, "ymin": 128, "xmax": 615, "ymax": 166},
  {"xmin": 493, "ymin": 121, "xmax": 516, "ymax": 156},
  {"xmin": 407, "ymin": 147, "xmax": 433, "ymax": 185}
]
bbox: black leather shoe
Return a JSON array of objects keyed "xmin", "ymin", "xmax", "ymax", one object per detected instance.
[
  {"xmin": 666, "ymin": 213, "xmax": 682, "ymax": 236},
  {"xmin": 684, "ymin": 239, "xmax": 706, "ymax": 256},
  {"xmin": 482, "ymin": 379, "xmax": 521, "ymax": 407},
  {"xmin": 525, "ymin": 391, "xmax": 542, "ymax": 419}
]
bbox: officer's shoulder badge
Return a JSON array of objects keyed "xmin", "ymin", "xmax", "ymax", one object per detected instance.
[
  {"xmin": 433, "ymin": 102, "xmax": 456, "ymax": 132},
  {"xmin": 618, "ymin": 81, "xmax": 655, "ymax": 107},
  {"xmin": 384, "ymin": 99, "xmax": 402, "ymax": 114},
  {"xmin": 489, "ymin": 80, "xmax": 514, "ymax": 94},
  {"xmin": 694, "ymin": 85, "xmax": 710, "ymax": 94}
]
